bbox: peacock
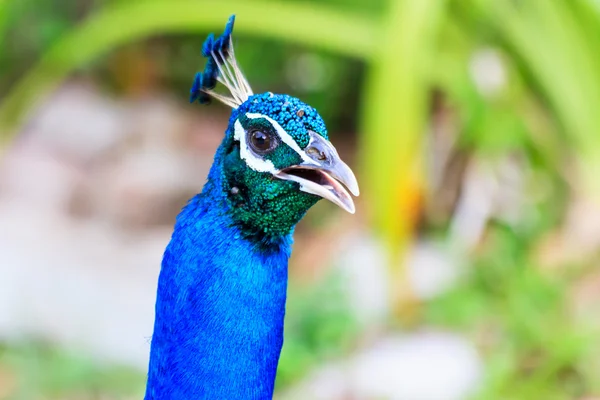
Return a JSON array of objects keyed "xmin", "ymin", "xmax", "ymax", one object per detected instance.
[{"xmin": 144, "ymin": 15, "xmax": 359, "ymax": 399}]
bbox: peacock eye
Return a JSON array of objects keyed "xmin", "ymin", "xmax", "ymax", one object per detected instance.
[{"xmin": 248, "ymin": 129, "xmax": 277, "ymax": 154}]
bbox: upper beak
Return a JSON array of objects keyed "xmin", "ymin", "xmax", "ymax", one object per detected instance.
[{"xmin": 273, "ymin": 132, "xmax": 359, "ymax": 214}]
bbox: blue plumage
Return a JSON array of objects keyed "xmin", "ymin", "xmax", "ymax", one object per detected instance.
[
  {"xmin": 145, "ymin": 167, "xmax": 290, "ymax": 398},
  {"xmin": 145, "ymin": 15, "xmax": 359, "ymax": 399}
]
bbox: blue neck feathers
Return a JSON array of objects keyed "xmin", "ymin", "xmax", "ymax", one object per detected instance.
[{"xmin": 144, "ymin": 145, "xmax": 292, "ymax": 399}]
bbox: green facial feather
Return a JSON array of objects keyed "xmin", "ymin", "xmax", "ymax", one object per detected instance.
[{"xmin": 221, "ymin": 139, "xmax": 319, "ymax": 241}]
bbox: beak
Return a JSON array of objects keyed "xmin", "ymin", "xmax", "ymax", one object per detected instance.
[{"xmin": 273, "ymin": 131, "xmax": 359, "ymax": 214}]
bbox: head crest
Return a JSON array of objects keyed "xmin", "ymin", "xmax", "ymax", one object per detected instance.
[{"xmin": 190, "ymin": 15, "xmax": 253, "ymax": 108}]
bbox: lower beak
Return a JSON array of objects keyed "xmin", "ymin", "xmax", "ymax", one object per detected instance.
[{"xmin": 274, "ymin": 160, "xmax": 359, "ymax": 214}]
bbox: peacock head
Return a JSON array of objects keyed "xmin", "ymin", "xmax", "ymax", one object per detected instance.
[{"xmin": 190, "ymin": 16, "xmax": 359, "ymax": 238}]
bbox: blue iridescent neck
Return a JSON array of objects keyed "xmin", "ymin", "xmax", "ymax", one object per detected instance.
[{"xmin": 144, "ymin": 145, "xmax": 292, "ymax": 399}]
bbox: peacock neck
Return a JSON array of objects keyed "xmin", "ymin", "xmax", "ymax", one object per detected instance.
[{"xmin": 145, "ymin": 157, "xmax": 292, "ymax": 399}]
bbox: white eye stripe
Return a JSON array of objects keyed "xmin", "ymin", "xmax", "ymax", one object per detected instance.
[
  {"xmin": 233, "ymin": 120, "xmax": 277, "ymax": 173},
  {"xmin": 245, "ymin": 113, "xmax": 319, "ymax": 167}
]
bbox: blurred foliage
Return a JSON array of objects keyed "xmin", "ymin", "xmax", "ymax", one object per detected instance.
[
  {"xmin": 0, "ymin": 0, "xmax": 377, "ymax": 133},
  {"xmin": 2, "ymin": 0, "xmax": 600, "ymax": 398},
  {"xmin": 427, "ymin": 222, "xmax": 600, "ymax": 400},
  {"xmin": 277, "ymin": 274, "xmax": 358, "ymax": 388},
  {"xmin": 0, "ymin": 342, "xmax": 146, "ymax": 399}
]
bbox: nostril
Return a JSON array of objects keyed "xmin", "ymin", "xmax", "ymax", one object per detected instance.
[{"xmin": 307, "ymin": 146, "xmax": 327, "ymax": 161}]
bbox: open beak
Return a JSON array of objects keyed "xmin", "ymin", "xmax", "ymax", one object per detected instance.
[{"xmin": 273, "ymin": 132, "xmax": 359, "ymax": 214}]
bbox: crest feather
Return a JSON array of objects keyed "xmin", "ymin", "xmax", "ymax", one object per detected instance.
[{"xmin": 189, "ymin": 15, "xmax": 253, "ymax": 108}]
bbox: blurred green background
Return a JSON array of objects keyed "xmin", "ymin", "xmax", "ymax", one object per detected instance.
[{"xmin": 1, "ymin": 0, "xmax": 600, "ymax": 399}]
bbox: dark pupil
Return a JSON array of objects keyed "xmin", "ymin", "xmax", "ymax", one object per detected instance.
[{"xmin": 251, "ymin": 130, "xmax": 271, "ymax": 151}]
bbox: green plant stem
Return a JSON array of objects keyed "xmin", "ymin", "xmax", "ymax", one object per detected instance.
[
  {"xmin": 359, "ymin": 0, "xmax": 448, "ymax": 317},
  {"xmin": 0, "ymin": 0, "xmax": 10, "ymax": 57}
]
